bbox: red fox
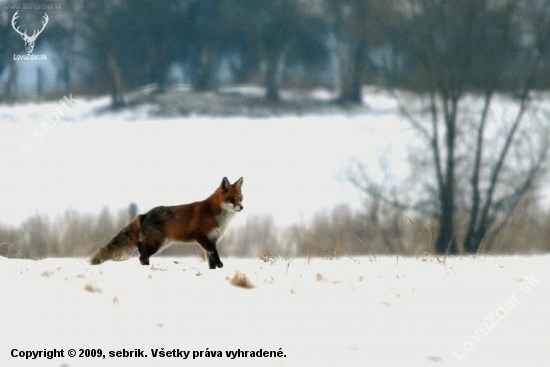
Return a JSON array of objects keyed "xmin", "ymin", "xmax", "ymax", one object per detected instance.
[{"xmin": 89, "ymin": 177, "xmax": 243, "ymax": 268}]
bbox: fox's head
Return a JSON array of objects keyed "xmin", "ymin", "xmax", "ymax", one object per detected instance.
[{"xmin": 219, "ymin": 177, "xmax": 243, "ymax": 212}]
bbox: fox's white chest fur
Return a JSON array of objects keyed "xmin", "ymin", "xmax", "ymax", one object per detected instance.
[{"xmin": 207, "ymin": 203, "xmax": 237, "ymax": 242}]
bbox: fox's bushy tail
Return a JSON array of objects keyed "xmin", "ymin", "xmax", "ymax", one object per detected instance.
[{"xmin": 89, "ymin": 215, "xmax": 144, "ymax": 265}]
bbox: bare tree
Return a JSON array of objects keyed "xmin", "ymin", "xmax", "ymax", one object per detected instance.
[
  {"xmin": 326, "ymin": 0, "xmax": 394, "ymax": 104},
  {"xmin": 0, "ymin": 7, "xmax": 18, "ymax": 101},
  {"xmin": 81, "ymin": 0, "xmax": 126, "ymax": 108},
  {"xmin": 185, "ymin": 0, "xmax": 224, "ymax": 92},
  {"xmin": 350, "ymin": 0, "xmax": 550, "ymax": 254},
  {"xmin": 113, "ymin": 0, "xmax": 190, "ymax": 94},
  {"xmin": 327, "ymin": 0, "xmax": 369, "ymax": 104},
  {"xmin": 232, "ymin": 0, "xmax": 324, "ymax": 102}
]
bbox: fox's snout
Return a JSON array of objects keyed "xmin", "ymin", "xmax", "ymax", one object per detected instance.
[
  {"xmin": 234, "ymin": 198, "xmax": 243, "ymax": 211},
  {"xmin": 221, "ymin": 201, "xmax": 243, "ymax": 212}
]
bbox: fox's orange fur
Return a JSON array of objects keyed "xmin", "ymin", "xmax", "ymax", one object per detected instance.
[{"xmin": 90, "ymin": 177, "xmax": 243, "ymax": 268}]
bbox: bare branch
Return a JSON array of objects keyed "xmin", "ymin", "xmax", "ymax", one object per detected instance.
[
  {"xmin": 389, "ymin": 89, "xmax": 431, "ymax": 140},
  {"xmin": 429, "ymin": 89, "xmax": 444, "ymax": 196},
  {"xmin": 348, "ymin": 160, "xmax": 436, "ymax": 217},
  {"xmin": 464, "ymin": 91, "xmax": 494, "ymax": 251},
  {"xmin": 478, "ymin": 92, "xmax": 531, "ymax": 238},
  {"xmin": 486, "ymin": 142, "xmax": 548, "ymax": 247}
]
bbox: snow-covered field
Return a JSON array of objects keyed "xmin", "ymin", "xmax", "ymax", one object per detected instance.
[
  {"xmin": 1, "ymin": 86, "xmax": 549, "ymax": 232},
  {"xmin": 0, "ymin": 87, "xmax": 411, "ymax": 229},
  {"xmin": 0, "ymin": 255, "xmax": 547, "ymax": 367},
  {"xmin": 1, "ymin": 89, "xmax": 549, "ymax": 366}
]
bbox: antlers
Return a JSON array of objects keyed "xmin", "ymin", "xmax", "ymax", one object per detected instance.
[
  {"xmin": 11, "ymin": 11, "xmax": 26, "ymax": 38},
  {"xmin": 11, "ymin": 11, "xmax": 49, "ymax": 41}
]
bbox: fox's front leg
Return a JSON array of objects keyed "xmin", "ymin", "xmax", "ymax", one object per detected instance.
[
  {"xmin": 198, "ymin": 237, "xmax": 224, "ymax": 269},
  {"xmin": 207, "ymin": 249, "xmax": 224, "ymax": 269}
]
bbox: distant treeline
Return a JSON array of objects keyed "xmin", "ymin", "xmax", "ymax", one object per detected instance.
[{"xmin": 2, "ymin": 0, "xmax": 550, "ymax": 106}]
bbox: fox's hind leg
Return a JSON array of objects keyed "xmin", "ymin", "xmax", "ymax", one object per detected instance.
[
  {"xmin": 136, "ymin": 234, "xmax": 162, "ymax": 266},
  {"xmin": 137, "ymin": 220, "xmax": 164, "ymax": 265},
  {"xmin": 136, "ymin": 241, "xmax": 160, "ymax": 265}
]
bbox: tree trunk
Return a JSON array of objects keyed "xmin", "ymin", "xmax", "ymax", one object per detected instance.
[
  {"xmin": 435, "ymin": 186, "xmax": 458, "ymax": 254},
  {"xmin": 193, "ymin": 44, "xmax": 217, "ymax": 92},
  {"xmin": 151, "ymin": 43, "xmax": 168, "ymax": 94},
  {"xmin": 36, "ymin": 66, "xmax": 44, "ymax": 100},
  {"xmin": 435, "ymin": 119, "xmax": 458, "ymax": 254},
  {"xmin": 337, "ymin": 38, "xmax": 367, "ymax": 104},
  {"xmin": 3, "ymin": 61, "xmax": 17, "ymax": 101},
  {"xmin": 108, "ymin": 52, "xmax": 125, "ymax": 109},
  {"xmin": 264, "ymin": 50, "xmax": 281, "ymax": 103}
]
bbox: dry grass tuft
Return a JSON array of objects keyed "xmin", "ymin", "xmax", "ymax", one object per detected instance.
[
  {"xmin": 40, "ymin": 270, "xmax": 53, "ymax": 278},
  {"xmin": 84, "ymin": 283, "xmax": 102, "ymax": 293},
  {"xmin": 426, "ymin": 356, "xmax": 442, "ymax": 362},
  {"xmin": 230, "ymin": 271, "xmax": 255, "ymax": 289},
  {"xmin": 259, "ymin": 251, "xmax": 276, "ymax": 264}
]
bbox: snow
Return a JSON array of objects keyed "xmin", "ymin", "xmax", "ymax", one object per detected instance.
[
  {"xmin": 0, "ymin": 255, "xmax": 548, "ymax": 366},
  {"xmin": 0, "ymin": 88, "xmax": 412, "ymax": 228},
  {"xmin": 2, "ymin": 87, "xmax": 547, "ymax": 230},
  {"xmin": 1, "ymin": 89, "xmax": 549, "ymax": 366}
]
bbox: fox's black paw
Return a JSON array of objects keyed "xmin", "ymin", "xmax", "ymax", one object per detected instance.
[{"xmin": 216, "ymin": 262, "xmax": 224, "ymax": 268}]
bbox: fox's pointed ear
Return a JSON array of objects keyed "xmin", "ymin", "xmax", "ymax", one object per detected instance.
[
  {"xmin": 234, "ymin": 177, "xmax": 243, "ymax": 188},
  {"xmin": 221, "ymin": 177, "xmax": 230, "ymax": 192}
]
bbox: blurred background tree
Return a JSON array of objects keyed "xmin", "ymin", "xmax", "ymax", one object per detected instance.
[
  {"xmin": 4, "ymin": 0, "xmax": 550, "ymax": 104},
  {"xmin": 349, "ymin": 0, "xmax": 550, "ymax": 254}
]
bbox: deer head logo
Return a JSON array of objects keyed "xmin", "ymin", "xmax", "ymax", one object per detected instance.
[{"xmin": 11, "ymin": 11, "xmax": 49, "ymax": 54}]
